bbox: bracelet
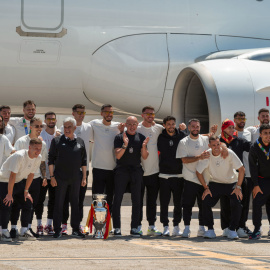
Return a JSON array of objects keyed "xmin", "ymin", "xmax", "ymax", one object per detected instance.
[
  {"xmin": 236, "ymin": 185, "xmax": 242, "ymax": 190},
  {"xmin": 50, "ymin": 175, "xmax": 55, "ymax": 178},
  {"xmin": 204, "ymin": 186, "xmax": 209, "ymax": 190},
  {"xmin": 122, "ymin": 144, "xmax": 127, "ymax": 149},
  {"xmin": 24, "ymin": 189, "xmax": 29, "ymax": 192}
]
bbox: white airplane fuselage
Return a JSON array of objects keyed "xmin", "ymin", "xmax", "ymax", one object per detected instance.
[{"xmin": 1, "ymin": 0, "xmax": 270, "ymax": 131}]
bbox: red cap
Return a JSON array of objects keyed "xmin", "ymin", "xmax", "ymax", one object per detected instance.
[{"xmin": 221, "ymin": 119, "xmax": 234, "ymax": 131}]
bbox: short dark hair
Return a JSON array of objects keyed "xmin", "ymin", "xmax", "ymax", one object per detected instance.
[
  {"xmin": 258, "ymin": 108, "xmax": 269, "ymax": 115},
  {"xmin": 234, "ymin": 111, "xmax": 245, "ymax": 118},
  {"xmin": 29, "ymin": 138, "xmax": 42, "ymax": 146},
  {"xmin": 0, "ymin": 115, "xmax": 5, "ymax": 135},
  {"xmin": 30, "ymin": 117, "xmax": 42, "ymax": 125},
  {"xmin": 23, "ymin": 100, "xmax": 36, "ymax": 108},
  {"xmin": 259, "ymin": 124, "xmax": 270, "ymax": 134},
  {"xmin": 0, "ymin": 105, "xmax": 11, "ymax": 112},
  {"xmin": 142, "ymin": 106, "xmax": 155, "ymax": 113},
  {"xmin": 44, "ymin": 111, "xmax": 56, "ymax": 119},
  {"xmin": 188, "ymin": 118, "xmax": 200, "ymax": 125},
  {"xmin": 72, "ymin": 104, "xmax": 85, "ymax": 111},
  {"xmin": 209, "ymin": 135, "xmax": 219, "ymax": 143},
  {"xmin": 163, "ymin": 116, "xmax": 176, "ymax": 125},
  {"xmin": 101, "ymin": 104, "xmax": 112, "ymax": 111}
]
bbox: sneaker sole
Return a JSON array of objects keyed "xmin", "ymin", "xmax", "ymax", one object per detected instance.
[
  {"xmin": 18, "ymin": 237, "xmax": 36, "ymax": 241},
  {"xmin": 1, "ymin": 238, "xmax": 12, "ymax": 242},
  {"xmin": 162, "ymin": 234, "xmax": 170, "ymax": 237},
  {"xmin": 130, "ymin": 234, "xmax": 141, "ymax": 238}
]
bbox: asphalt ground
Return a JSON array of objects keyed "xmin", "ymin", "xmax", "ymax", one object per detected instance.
[{"xmin": 1, "ymin": 173, "xmax": 270, "ymax": 270}]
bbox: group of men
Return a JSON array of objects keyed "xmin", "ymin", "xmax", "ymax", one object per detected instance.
[{"xmin": 0, "ymin": 100, "xmax": 269, "ymax": 241}]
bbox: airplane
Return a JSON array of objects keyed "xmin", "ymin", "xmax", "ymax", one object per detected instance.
[{"xmin": 1, "ymin": 0, "xmax": 270, "ymax": 133}]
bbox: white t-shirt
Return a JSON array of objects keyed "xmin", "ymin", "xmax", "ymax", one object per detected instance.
[
  {"xmin": 4, "ymin": 124, "xmax": 15, "ymax": 145},
  {"xmin": 237, "ymin": 129, "xmax": 252, "ymax": 177},
  {"xmin": 14, "ymin": 135, "xmax": 47, "ymax": 178},
  {"xmin": 176, "ymin": 135, "xmax": 209, "ymax": 185},
  {"xmin": 9, "ymin": 117, "xmax": 31, "ymax": 143},
  {"xmin": 137, "ymin": 123, "xmax": 163, "ymax": 176},
  {"xmin": 196, "ymin": 149, "xmax": 243, "ymax": 184},
  {"xmin": 40, "ymin": 129, "xmax": 56, "ymax": 179},
  {"xmin": 61, "ymin": 122, "xmax": 92, "ymax": 170},
  {"xmin": 246, "ymin": 126, "xmax": 259, "ymax": 143},
  {"xmin": 89, "ymin": 119, "xmax": 120, "ymax": 170},
  {"xmin": 0, "ymin": 149, "xmax": 42, "ymax": 183},
  {"xmin": 0, "ymin": 134, "xmax": 14, "ymax": 166}
]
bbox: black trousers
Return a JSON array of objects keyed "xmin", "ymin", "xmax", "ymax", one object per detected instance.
[
  {"xmin": 220, "ymin": 177, "xmax": 253, "ymax": 230},
  {"xmin": 159, "ymin": 177, "xmax": 184, "ymax": 227},
  {"xmin": 10, "ymin": 177, "xmax": 41, "ymax": 226},
  {"xmin": 92, "ymin": 168, "xmax": 114, "ymax": 213},
  {"xmin": 35, "ymin": 179, "xmax": 55, "ymax": 220},
  {"xmin": 53, "ymin": 177, "xmax": 81, "ymax": 233},
  {"xmin": 203, "ymin": 182, "xmax": 242, "ymax": 230},
  {"xmin": 182, "ymin": 180, "xmax": 204, "ymax": 226},
  {"xmin": 113, "ymin": 167, "xmax": 143, "ymax": 229},
  {"xmin": 253, "ymin": 178, "xmax": 270, "ymax": 231},
  {"xmin": 62, "ymin": 171, "xmax": 89, "ymax": 224},
  {"xmin": 139, "ymin": 173, "xmax": 159, "ymax": 226},
  {"xmin": 0, "ymin": 181, "xmax": 32, "ymax": 229}
]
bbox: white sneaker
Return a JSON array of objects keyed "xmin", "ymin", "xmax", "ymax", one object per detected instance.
[
  {"xmin": 147, "ymin": 226, "xmax": 162, "ymax": 236},
  {"xmin": 227, "ymin": 229, "xmax": 239, "ymax": 240},
  {"xmin": 137, "ymin": 225, "xmax": 143, "ymax": 235},
  {"xmin": 204, "ymin": 229, "xmax": 216, "ymax": 239},
  {"xmin": 1, "ymin": 231, "xmax": 12, "ymax": 242},
  {"xmin": 197, "ymin": 226, "xmax": 206, "ymax": 237},
  {"xmin": 162, "ymin": 226, "xmax": 170, "ymax": 236},
  {"xmin": 19, "ymin": 230, "xmax": 36, "ymax": 241},
  {"xmin": 237, "ymin": 227, "xmax": 248, "ymax": 238},
  {"xmin": 222, "ymin": 228, "xmax": 229, "ymax": 237},
  {"xmin": 182, "ymin": 227, "xmax": 191, "ymax": 238},
  {"xmin": 172, "ymin": 226, "xmax": 182, "ymax": 237}
]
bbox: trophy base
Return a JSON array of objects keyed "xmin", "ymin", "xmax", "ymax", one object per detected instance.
[{"xmin": 93, "ymin": 231, "xmax": 104, "ymax": 239}]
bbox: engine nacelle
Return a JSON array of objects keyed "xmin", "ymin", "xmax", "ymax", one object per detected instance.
[{"xmin": 172, "ymin": 59, "xmax": 270, "ymax": 134}]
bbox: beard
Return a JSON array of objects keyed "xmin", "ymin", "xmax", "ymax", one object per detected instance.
[{"xmin": 190, "ymin": 131, "xmax": 199, "ymax": 137}]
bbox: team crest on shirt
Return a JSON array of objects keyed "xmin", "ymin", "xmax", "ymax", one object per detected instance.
[
  {"xmin": 148, "ymin": 132, "xmax": 153, "ymax": 138},
  {"xmin": 77, "ymin": 143, "xmax": 81, "ymax": 148},
  {"xmin": 28, "ymin": 164, "xmax": 32, "ymax": 169},
  {"xmin": 195, "ymin": 143, "xmax": 200, "ymax": 150},
  {"xmin": 129, "ymin": 147, "xmax": 133, "ymax": 153},
  {"xmin": 105, "ymin": 128, "xmax": 109, "ymax": 133},
  {"xmin": 169, "ymin": 140, "xmax": 173, "ymax": 146},
  {"xmin": 216, "ymin": 161, "xmax": 220, "ymax": 167}
]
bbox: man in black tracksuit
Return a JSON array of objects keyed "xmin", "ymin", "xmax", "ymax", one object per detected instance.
[
  {"xmin": 249, "ymin": 124, "xmax": 270, "ymax": 239},
  {"xmin": 219, "ymin": 119, "xmax": 251, "ymax": 237},
  {"xmin": 157, "ymin": 116, "xmax": 186, "ymax": 236}
]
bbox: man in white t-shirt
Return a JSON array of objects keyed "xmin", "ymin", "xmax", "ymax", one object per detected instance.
[
  {"xmin": 35, "ymin": 111, "xmax": 57, "ymax": 236},
  {"xmin": 136, "ymin": 106, "xmax": 163, "ymax": 236},
  {"xmin": 10, "ymin": 117, "xmax": 47, "ymax": 239},
  {"xmin": 176, "ymin": 119, "xmax": 212, "ymax": 238},
  {"xmin": 196, "ymin": 136, "xmax": 245, "ymax": 239},
  {"xmin": 89, "ymin": 104, "xmax": 124, "ymax": 215},
  {"xmin": 0, "ymin": 138, "xmax": 42, "ymax": 242},
  {"xmin": 8, "ymin": 100, "xmax": 36, "ymax": 143},
  {"xmin": 61, "ymin": 104, "xmax": 92, "ymax": 235},
  {"xmin": 0, "ymin": 105, "xmax": 15, "ymax": 145}
]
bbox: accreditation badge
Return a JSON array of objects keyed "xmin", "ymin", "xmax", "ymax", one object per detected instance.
[{"xmin": 129, "ymin": 147, "xmax": 133, "ymax": 154}]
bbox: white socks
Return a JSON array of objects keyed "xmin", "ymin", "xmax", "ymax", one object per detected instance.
[
  {"xmin": 185, "ymin": 225, "xmax": 190, "ymax": 229},
  {"xmin": 11, "ymin": 225, "xmax": 17, "ymax": 229},
  {"xmin": 0, "ymin": 226, "xmax": 2, "ymax": 234},
  {"xmin": 20, "ymin": 227, "xmax": 28, "ymax": 235},
  {"xmin": 199, "ymin": 225, "xmax": 205, "ymax": 230},
  {"xmin": 28, "ymin": 224, "xmax": 32, "ymax": 229},
  {"xmin": 47, "ymin": 219, "xmax": 53, "ymax": 226},
  {"xmin": 37, "ymin": 219, "xmax": 42, "ymax": 226}
]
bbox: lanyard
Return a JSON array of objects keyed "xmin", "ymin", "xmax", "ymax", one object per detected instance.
[
  {"xmin": 257, "ymin": 139, "xmax": 270, "ymax": 160},
  {"xmin": 23, "ymin": 118, "xmax": 29, "ymax": 135}
]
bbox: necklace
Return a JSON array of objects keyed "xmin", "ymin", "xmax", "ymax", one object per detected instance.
[{"xmin": 257, "ymin": 139, "xmax": 270, "ymax": 160}]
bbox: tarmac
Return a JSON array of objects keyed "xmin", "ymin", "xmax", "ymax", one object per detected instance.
[{"xmin": 1, "ymin": 171, "xmax": 270, "ymax": 270}]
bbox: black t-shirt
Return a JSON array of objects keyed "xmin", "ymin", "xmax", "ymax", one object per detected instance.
[{"xmin": 114, "ymin": 132, "xmax": 146, "ymax": 168}]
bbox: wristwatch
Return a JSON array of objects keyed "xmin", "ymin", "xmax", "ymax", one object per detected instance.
[{"xmin": 122, "ymin": 144, "xmax": 127, "ymax": 149}]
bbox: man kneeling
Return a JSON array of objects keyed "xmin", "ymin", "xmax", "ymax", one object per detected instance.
[{"xmin": 196, "ymin": 136, "xmax": 245, "ymax": 240}]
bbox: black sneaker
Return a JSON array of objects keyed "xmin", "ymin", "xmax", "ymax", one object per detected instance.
[
  {"xmin": 244, "ymin": 226, "xmax": 253, "ymax": 236},
  {"xmin": 53, "ymin": 231, "xmax": 62, "ymax": 239},
  {"xmin": 29, "ymin": 228, "xmax": 39, "ymax": 238},
  {"xmin": 113, "ymin": 228, "xmax": 122, "ymax": 237},
  {"xmin": 130, "ymin": 228, "xmax": 141, "ymax": 237},
  {"xmin": 249, "ymin": 230, "xmax": 261, "ymax": 240},
  {"xmin": 72, "ymin": 230, "xmax": 85, "ymax": 238},
  {"xmin": 10, "ymin": 228, "xmax": 19, "ymax": 239}
]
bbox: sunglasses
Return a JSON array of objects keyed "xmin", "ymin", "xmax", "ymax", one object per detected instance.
[
  {"xmin": 46, "ymin": 118, "xmax": 56, "ymax": 122},
  {"xmin": 103, "ymin": 111, "xmax": 114, "ymax": 115},
  {"xmin": 31, "ymin": 125, "xmax": 44, "ymax": 129},
  {"xmin": 143, "ymin": 113, "xmax": 155, "ymax": 117},
  {"xmin": 235, "ymin": 118, "xmax": 247, "ymax": 121},
  {"xmin": 75, "ymin": 111, "xmax": 86, "ymax": 115}
]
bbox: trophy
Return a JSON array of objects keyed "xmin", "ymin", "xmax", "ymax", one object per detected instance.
[{"xmin": 85, "ymin": 194, "xmax": 112, "ymax": 239}]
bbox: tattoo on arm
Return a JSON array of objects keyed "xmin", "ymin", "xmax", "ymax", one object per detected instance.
[{"xmin": 40, "ymin": 161, "xmax": 46, "ymax": 179}]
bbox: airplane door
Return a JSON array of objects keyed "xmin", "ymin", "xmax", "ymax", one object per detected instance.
[{"xmin": 16, "ymin": 0, "xmax": 66, "ymax": 37}]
